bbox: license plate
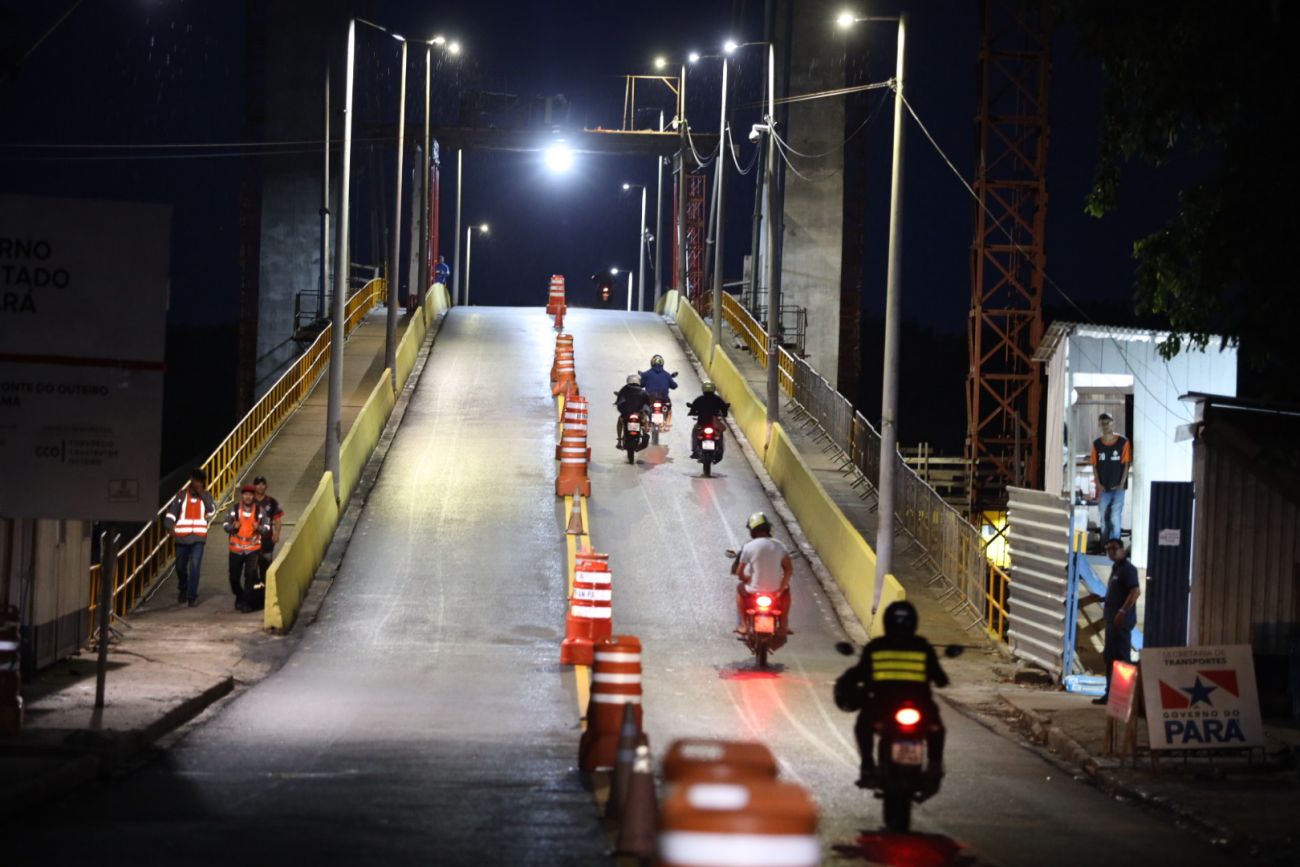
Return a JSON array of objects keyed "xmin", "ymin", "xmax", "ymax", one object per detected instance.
[
  {"xmin": 890, "ymin": 739, "xmax": 924, "ymax": 766},
  {"xmin": 701, "ymin": 440, "xmax": 716, "ymax": 450},
  {"xmin": 652, "ymin": 412, "xmax": 664, "ymax": 425},
  {"xmin": 627, "ymin": 421, "xmax": 640, "ymax": 432},
  {"xmin": 754, "ymin": 614, "xmax": 775, "ymax": 634}
]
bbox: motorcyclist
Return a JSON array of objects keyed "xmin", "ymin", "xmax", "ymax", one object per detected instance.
[
  {"xmin": 638, "ymin": 354, "xmax": 678, "ymax": 430},
  {"xmin": 687, "ymin": 381, "xmax": 730, "ymax": 459},
  {"xmin": 730, "ymin": 512, "xmax": 793, "ymax": 634},
  {"xmin": 613, "ymin": 374, "xmax": 651, "ymax": 448},
  {"xmin": 835, "ymin": 600, "xmax": 949, "ymax": 789}
]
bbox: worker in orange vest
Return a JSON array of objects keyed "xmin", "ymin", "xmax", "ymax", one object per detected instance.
[
  {"xmin": 164, "ymin": 468, "xmax": 216, "ymax": 607},
  {"xmin": 224, "ymin": 485, "xmax": 271, "ymax": 613}
]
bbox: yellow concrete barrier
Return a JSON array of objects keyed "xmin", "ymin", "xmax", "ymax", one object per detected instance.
[
  {"xmin": 672, "ymin": 297, "xmax": 904, "ymax": 636},
  {"xmin": 264, "ymin": 471, "xmax": 339, "ymax": 632},
  {"xmin": 339, "ymin": 372, "xmax": 397, "ymax": 506},
  {"xmin": 656, "ymin": 289, "xmax": 681, "ymax": 317},
  {"xmin": 424, "ymin": 282, "xmax": 451, "ymax": 328},
  {"xmin": 395, "ymin": 308, "xmax": 428, "ymax": 391}
]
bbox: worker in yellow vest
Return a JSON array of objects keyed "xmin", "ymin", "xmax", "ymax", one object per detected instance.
[{"xmin": 224, "ymin": 485, "xmax": 271, "ymax": 613}]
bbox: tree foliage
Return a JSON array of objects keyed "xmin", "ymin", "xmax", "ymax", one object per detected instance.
[{"xmin": 1063, "ymin": 0, "xmax": 1299, "ymax": 393}]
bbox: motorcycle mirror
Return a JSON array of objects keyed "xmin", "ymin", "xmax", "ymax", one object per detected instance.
[
  {"xmin": 834, "ymin": 641, "xmax": 856, "ymax": 657},
  {"xmin": 724, "ymin": 549, "xmax": 738, "ymax": 559},
  {"xmin": 943, "ymin": 644, "xmax": 966, "ymax": 658}
]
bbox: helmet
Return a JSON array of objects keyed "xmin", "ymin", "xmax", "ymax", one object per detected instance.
[
  {"xmin": 883, "ymin": 600, "xmax": 918, "ymax": 637},
  {"xmin": 702, "ymin": 381, "xmax": 716, "ymax": 393},
  {"xmin": 650, "ymin": 354, "xmax": 665, "ymax": 367},
  {"xmin": 746, "ymin": 511, "xmax": 771, "ymax": 535},
  {"xmin": 627, "ymin": 374, "xmax": 640, "ymax": 385}
]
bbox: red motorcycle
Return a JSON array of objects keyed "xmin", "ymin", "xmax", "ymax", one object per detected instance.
[
  {"xmin": 692, "ymin": 417, "xmax": 725, "ymax": 477},
  {"xmin": 621, "ymin": 410, "xmax": 649, "ymax": 464}
]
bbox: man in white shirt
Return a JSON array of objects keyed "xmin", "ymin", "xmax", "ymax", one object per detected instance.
[{"xmin": 731, "ymin": 511, "xmax": 793, "ymax": 632}]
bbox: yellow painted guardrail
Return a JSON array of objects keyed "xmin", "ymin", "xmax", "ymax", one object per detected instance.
[
  {"xmin": 668, "ymin": 290, "xmax": 905, "ymax": 636},
  {"xmin": 261, "ymin": 281, "xmax": 452, "ymax": 632},
  {"xmin": 89, "ymin": 279, "xmax": 389, "ymax": 631}
]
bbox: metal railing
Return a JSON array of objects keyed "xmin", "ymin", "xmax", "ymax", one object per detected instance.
[
  {"xmin": 88, "ymin": 278, "xmax": 387, "ymax": 629},
  {"xmin": 717, "ymin": 291, "xmax": 1010, "ymax": 641}
]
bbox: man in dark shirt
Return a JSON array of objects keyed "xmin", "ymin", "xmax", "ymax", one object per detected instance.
[
  {"xmin": 1090, "ymin": 412, "xmax": 1131, "ymax": 546},
  {"xmin": 251, "ymin": 475, "xmax": 284, "ymax": 612},
  {"xmin": 1092, "ymin": 538, "xmax": 1141, "ymax": 705}
]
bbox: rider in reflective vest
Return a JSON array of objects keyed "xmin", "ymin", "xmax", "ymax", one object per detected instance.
[
  {"xmin": 835, "ymin": 600, "xmax": 949, "ymax": 787},
  {"xmin": 224, "ymin": 485, "xmax": 270, "ymax": 612}
]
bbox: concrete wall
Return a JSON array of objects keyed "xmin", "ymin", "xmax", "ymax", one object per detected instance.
[{"xmin": 776, "ymin": 0, "xmax": 845, "ymax": 387}]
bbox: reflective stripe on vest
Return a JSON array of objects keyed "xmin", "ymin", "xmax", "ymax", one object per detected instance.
[
  {"xmin": 175, "ymin": 494, "xmax": 209, "ymax": 538},
  {"xmin": 870, "ymin": 649, "xmax": 927, "ymax": 683},
  {"xmin": 228, "ymin": 507, "xmax": 261, "ymax": 554}
]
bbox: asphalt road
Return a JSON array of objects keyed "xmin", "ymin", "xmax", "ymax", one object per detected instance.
[{"xmin": 14, "ymin": 307, "xmax": 1237, "ymax": 866}]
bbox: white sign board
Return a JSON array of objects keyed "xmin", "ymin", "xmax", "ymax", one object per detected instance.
[
  {"xmin": 0, "ymin": 195, "xmax": 170, "ymax": 521},
  {"xmin": 1140, "ymin": 645, "xmax": 1265, "ymax": 750}
]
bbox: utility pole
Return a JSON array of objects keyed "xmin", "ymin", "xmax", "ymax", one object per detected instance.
[
  {"xmin": 676, "ymin": 63, "xmax": 688, "ymax": 300},
  {"xmin": 385, "ymin": 37, "xmax": 407, "ymax": 391},
  {"xmin": 711, "ymin": 57, "xmax": 729, "ymax": 357},
  {"xmin": 319, "ymin": 64, "xmax": 330, "ymax": 325},
  {"xmin": 763, "ymin": 43, "xmax": 780, "ymax": 428},
  {"xmin": 654, "ymin": 110, "xmax": 665, "ymax": 308},
  {"xmin": 417, "ymin": 45, "xmax": 432, "ymax": 307},
  {"xmin": 451, "ymin": 149, "xmax": 463, "ymax": 305},
  {"xmin": 327, "ymin": 19, "xmax": 356, "ymax": 500},
  {"xmin": 637, "ymin": 184, "xmax": 647, "ymax": 311}
]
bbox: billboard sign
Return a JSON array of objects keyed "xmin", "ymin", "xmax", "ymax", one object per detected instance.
[{"xmin": 1140, "ymin": 644, "xmax": 1264, "ymax": 750}]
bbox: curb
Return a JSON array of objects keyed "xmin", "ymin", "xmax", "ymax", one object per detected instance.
[
  {"xmin": 665, "ymin": 317, "xmax": 869, "ymax": 647},
  {"xmin": 998, "ymin": 694, "xmax": 1244, "ymax": 850}
]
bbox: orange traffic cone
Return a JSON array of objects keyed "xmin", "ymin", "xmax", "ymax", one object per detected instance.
[
  {"xmin": 551, "ymin": 352, "xmax": 576, "ymax": 396},
  {"xmin": 554, "ymin": 303, "xmax": 566, "ymax": 330},
  {"xmin": 615, "ymin": 744, "xmax": 658, "ymax": 861},
  {"xmin": 579, "ymin": 635, "xmax": 642, "ymax": 772},
  {"xmin": 607, "ymin": 701, "xmax": 645, "ymax": 820},
  {"xmin": 555, "ymin": 443, "xmax": 592, "ymax": 497},
  {"xmin": 551, "ymin": 334, "xmax": 574, "ymax": 382},
  {"xmin": 566, "ymin": 492, "xmax": 586, "ymax": 535}
]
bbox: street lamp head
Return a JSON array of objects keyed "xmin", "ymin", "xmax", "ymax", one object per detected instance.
[
  {"xmin": 480, "ymin": 224, "xmax": 489, "ymax": 233},
  {"xmin": 610, "ymin": 267, "xmax": 619, "ymax": 276},
  {"xmin": 723, "ymin": 39, "xmax": 738, "ymax": 54},
  {"xmin": 544, "ymin": 141, "xmax": 574, "ymax": 173},
  {"xmin": 448, "ymin": 40, "xmax": 461, "ymax": 55},
  {"xmin": 653, "ymin": 56, "xmax": 667, "ymax": 70},
  {"xmin": 836, "ymin": 10, "xmax": 857, "ymax": 29},
  {"xmin": 392, "ymin": 33, "xmax": 406, "ymax": 42},
  {"xmin": 430, "ymin": 34, "xmax": 446, "ymax": 45},
  {"xmin": 688, "ymin": 51, "xmax": 701, "ymax": 64},
  {"xmin": 622, "ymin": 182, "xmax": 631, "ymax": 191}
]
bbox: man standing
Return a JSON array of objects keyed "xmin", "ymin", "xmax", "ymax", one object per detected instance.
[
  {"xmin": 224, "ymin": 485, "xmax": 269, "ymax": 613},
  {"xmin": 251, "ymin": 475, "xmax": 284, "ymax": 612},
  {"xmin": 164, "ymin": 468, "xmax": 215, "ymax": 607},
  {"xmin": 1090, "ymin": 411, "xmax": 1131, "ymax": 546},
  {"xmin": 434, "ymin": 255, "xmax": 451, "ymax": 287},
  {"xmin": 1092, "ymin": 538, "xmax": 1141, "ymax": 705}
]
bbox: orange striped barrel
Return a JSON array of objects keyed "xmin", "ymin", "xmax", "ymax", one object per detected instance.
[
  {"xmin": 547, "ymin": 274, "xmax": 566, "ymax": 314},
  {"xmin": 659, "ymin": 779, "xmax": 820, "ymax": 867},
  {"xmin": 560, "ymin": 551, "xmax": 612, "ymax": 664},
  {"xmin": 579, "ymin": 635, "xmax": 642, "ymax": 772},
  {"xmin": 663, "ymin": 739, "xmax": 779, "ymax": 786}
]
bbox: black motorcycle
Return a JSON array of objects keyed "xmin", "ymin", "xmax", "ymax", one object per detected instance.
[
  {"xmin": 692, "ymin": 416, "xmax": 726, "ymax": 477},
  {"xmin": 620, "ymin": 410, "xmax": 649, "ymax": 464}
]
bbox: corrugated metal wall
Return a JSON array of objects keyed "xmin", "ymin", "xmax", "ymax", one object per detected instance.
[
  {"xmin": 1007, "ymin": 486, "xmax": 1075, "ymax": 679},
  {"xmin": 1191, "ymin": 424, "xmax": 1300, "ymax": 656}
]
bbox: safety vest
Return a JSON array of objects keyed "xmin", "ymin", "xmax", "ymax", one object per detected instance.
[
  {"xmin": 870, "ymin": 649, "xmax": 927, "ymax": 683},
  {"xmin": 228, "ymin": 506, "xmax": 262, "ymax": 554},
  {"xmin": 175, "ymin": 493, "xmax": 209, "ymax": 539}
]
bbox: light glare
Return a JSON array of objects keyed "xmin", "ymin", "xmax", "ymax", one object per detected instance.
[
  {"xmin": 653, "ymin": 56, "xmax": 667, "ymax": 70},
  {"xmin": 723, "ymin": 39, "xmax": 738, "ymax": 54},
  {"xmin": 688, "ymin": 51, "xmax": 701, "ymax": 63},
  {"xmin": 544, "ymin": 142, "xmax": 574, "ymax": 173},
  {"xmin": 448, "ymin": 40, "xmax": 461, "ymax": 55},
  {"xmin": 837, "ymin": 10, "xmax": 856, "ymax": 28}
]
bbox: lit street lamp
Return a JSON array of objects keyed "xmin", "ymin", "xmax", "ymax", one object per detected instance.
[
  {"xmin": 611, "ymin": 266, "xmax": 634, "ymax": 311},
  {"xmin": 419, "ymin": 34, "xmax": 461, "ymax": 309},
  {"xmin": 464, "ymin": 223, "xmax": 489, "ymax": 305},
  {"xmin": 839, "ymin": 8, "xmax": 908, "ymax": 612},
  {"xmin": 622, "ymin": 182, "xmax": 648, "ymax": 311}
]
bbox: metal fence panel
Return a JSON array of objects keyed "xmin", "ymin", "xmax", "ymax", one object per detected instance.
[{"xmin": 1006, "ymin": 486, "xmax": 1073, "ymax": 678}]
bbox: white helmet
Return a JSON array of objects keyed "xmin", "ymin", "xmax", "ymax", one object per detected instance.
[{"xmin": 626, "ymin": 374, "xmax": 640, "ymax": 385}]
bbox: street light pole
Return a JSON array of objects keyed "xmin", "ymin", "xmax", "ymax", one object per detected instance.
[
  {"xmin": 327, "ymin": 19, "xmax": 356, "ymax": 501},
  {"xmin": 451, "ymin": 149, "xmax": 463, "ymax": 305},
  {"xmin": 385, "ymin": 36, "xmax": 407, "ymax": 391},
  {"xmin": 711, "ymin": 56, "xmax": 729, "ymax": 359},
  {"xmin": 319, "ymin": 63, "xmax": 329, "ymax": 326},
  {"xmin": 638, "ymin": 184, "xmax": 647, "ymax": 311},
  {"xmin": 417, "ymin": 44, "xmax": 431, "ymax": 307},
  {"xmin": 676, "ymin": 62, "xmax": 688, "ymax": 300},
  {"xmin": 763, "ymin": 42, "xmax": 780, "ymax": 428},
  {"xmin": 464, "ymin": 224, "xmax": 473, "ymax": 306},
  {"xmin": 873, "ymin": 13, "xmax": 907, "ymax": 612},
  {"xmin": 654, "ymin": 110, "xmax": 665, "ymax": 308}
]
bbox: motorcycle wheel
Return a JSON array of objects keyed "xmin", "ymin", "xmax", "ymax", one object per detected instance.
[
  {"xmin": 882, "ymin": 787, "xmax": 912, "ymax": 833},
  {"xmin": 702, "ymin": 457, "xmax": 712, "ymax": 477},
  {"xmin": 650, "ymin": 426, "xmax": 659, "ymax": 446},
  {"xmin": 626, "ymin": 445, "xmax": 636, "ymax": 464},
  {"xmin": 755, "ymin": 642, "xmax": 768, "ymax": 669}
]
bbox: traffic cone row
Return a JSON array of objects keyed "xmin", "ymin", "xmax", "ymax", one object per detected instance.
[
  {"xmin": 554, "ymin": 303, "xmax": 566, "ymax": 330},
  {"xmin": 546, "ymin": 273, "xmax": 566, "ymax": 314}
]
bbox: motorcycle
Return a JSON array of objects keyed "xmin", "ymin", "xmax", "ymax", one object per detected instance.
[
  {"xmin": 620, "ymin": 410, "xmax": 650, "ymax": 464},
  {"xmin": 833, "ymin": 641, "xmax": 963, "ymax": 833},
  {"xmin": 647, "ymin": 395, "xmax": 672, "ymax": 445},
  {"xmin": 725, "ymin": 549, "xmax": 788, "ymax": 669},
  {"xmin": 691, "ymin": 416, "xmax": 725, "ymax": 477}
]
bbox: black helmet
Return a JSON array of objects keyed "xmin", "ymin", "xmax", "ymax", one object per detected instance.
[
  {"xmin": 883, "ymin": 600, "xmax": 918, "ymax": 637},
  {"xmin": 651, "ymin": 354, "xmax": 665, "ymax": 367}
]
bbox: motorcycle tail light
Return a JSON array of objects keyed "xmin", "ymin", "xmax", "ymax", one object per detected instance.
[
  {"xmin": 653, "ymin": 402, "xmax": 662, "ymax": 410},
  {"xmin": 755, "ymin": 594, "xmax": 773, "ymax": 610},
  {"xmin": 703, "ymin": 427, "xmax": 714, "ymax": 435},
  {"xmin": 894, "ymin": 707, "xmax": 922, "ymax": 727}
]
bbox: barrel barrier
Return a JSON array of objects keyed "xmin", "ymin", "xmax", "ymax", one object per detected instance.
[{"xmin": 542, "ymin": 298, "xmax": 821, "ymax": 863}]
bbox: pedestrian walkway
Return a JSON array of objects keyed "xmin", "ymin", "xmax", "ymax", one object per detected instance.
[
  {"xmin": 1, "ymin": 306, "xmax": 427, "ymax": 812},
  {"xmin": 677, "ymin": 303, "xmax": 1300, "ymax": 861}
]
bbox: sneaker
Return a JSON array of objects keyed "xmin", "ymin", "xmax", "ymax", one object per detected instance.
[
  {"xmin": 177, "ymin": 590, "xmax": 186, "ymax": 604},
  {"xmin": 187, "ymin": 598, "xmax": 199, "ymax": 608},
  {"xmin": 855, "ymin": 769, "xmax": 878, "ymax": 789},
  {"xmin": 1091, "ymin": 695, "xmax": 1109, "ymax": 705},
  {"xmin": 235, "ymin": 600, "xmax": 248, "ymax": 612}
]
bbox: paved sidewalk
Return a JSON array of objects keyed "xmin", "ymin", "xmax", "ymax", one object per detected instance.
[
  {"xmin": 683, "ymin": 311, "xmax": 1300, "ymax": 859},
  {"xmin": 0, "ymin": 307, "xmax": 425, "ymax": 812}
]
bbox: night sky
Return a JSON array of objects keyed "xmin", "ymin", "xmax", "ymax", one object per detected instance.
[{"xmin": 1, "ymin": 0, "xmax": 1180, "ymax": 459}]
